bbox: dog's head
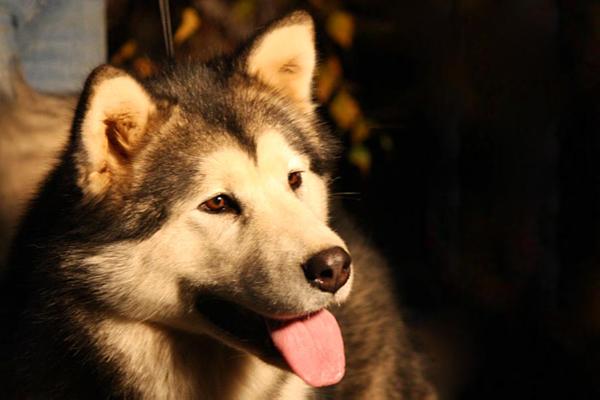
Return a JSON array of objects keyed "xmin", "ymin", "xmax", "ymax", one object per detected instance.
[{"xmin": 67, "ymin": 12, "xmax": 352, "ymax": 386}]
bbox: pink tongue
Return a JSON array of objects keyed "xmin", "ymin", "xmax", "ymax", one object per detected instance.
[{"xmin": 267, "ymin": 309, "xmax": 345, "ymax": 387}]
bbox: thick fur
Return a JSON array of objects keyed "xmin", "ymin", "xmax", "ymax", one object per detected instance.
[{"xmin": 0, "ymin": 12, "xmax": 436, "ymax": 399}]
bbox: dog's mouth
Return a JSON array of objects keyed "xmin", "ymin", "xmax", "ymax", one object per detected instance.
[{"xmin": 195, "ymin": 296, "xmax": 345, "ymax": 387}]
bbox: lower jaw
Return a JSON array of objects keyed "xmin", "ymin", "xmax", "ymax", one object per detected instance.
[
  {"xmin": 179, "ymin": 296, "xmax": 346, "ymax": 388},
  {"xmin": 193, "ymin": 296, "xmax": 291, "ymax": 366}
]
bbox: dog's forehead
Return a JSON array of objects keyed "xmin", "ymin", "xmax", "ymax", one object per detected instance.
[
  {"xmin": 255, "ymin": 130, "xmax": 308, "ymax": 168},
  {"xmin": 197, "ymin": 130, "xmax": 309, "ymax": 182},
  {"xmin": 131, "ymin": 66, "xmax": 337, "ymax": 210},
  {"xmin": 136, "ymin": 110, "xmax": 308, "ymax": 207},
  {"xmin": 147, "ymin": 65, "xmax": 331, "ymax": 170}
]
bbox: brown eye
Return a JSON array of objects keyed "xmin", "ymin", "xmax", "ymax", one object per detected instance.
[
  {"xmin": 200, "ymin": 195, "xmax": 238, "ymax": 214},
  {"xmin": 288, "ymin": 171, "xmax": 303, "ymax": 191}
]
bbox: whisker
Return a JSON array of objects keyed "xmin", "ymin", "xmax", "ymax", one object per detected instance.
[
  {"xmin": 330, "ymin": 192, "xmax": 362, "ymax": 200},
  {"xmin": 331, "ymin": 192, "xmax": 361, "ymax": 196}
]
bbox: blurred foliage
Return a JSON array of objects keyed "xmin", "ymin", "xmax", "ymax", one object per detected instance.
[
  {"xmin": 325, "ymin": 10, "xmax": 355, "ymax": 49},
  {"xmin": 108, "ymin": 0, "xmax": 378, "ymax": 174},
  {"xmin": 173, "ymin": 7, "xmax": 202, "ymax": 45}
]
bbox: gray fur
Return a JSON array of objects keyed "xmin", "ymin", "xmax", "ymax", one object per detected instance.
[{"xmin": 0, "ymin": 11, "xmax": 436, "ymax": 400}]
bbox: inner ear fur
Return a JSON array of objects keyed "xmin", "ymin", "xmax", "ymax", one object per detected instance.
[
  {"xmin": 75, "ymin": 65, "xmax": 166, "ymax": 199},
  {"xmin": 244, "ymin": 11, "xmax": 317, "ymax": 109}
]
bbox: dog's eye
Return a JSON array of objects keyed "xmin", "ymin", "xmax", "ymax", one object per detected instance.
[
  {"xmin": 200, "ymin": 195, "xmax": 238, "ymax": 214},
  {"xmin": 288, "ymin": 171, "xmax": 303, "ymax": 191}
]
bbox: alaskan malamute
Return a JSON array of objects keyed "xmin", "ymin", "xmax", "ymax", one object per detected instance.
[{"xmin": 0, "ymin": 11, "xmax": 435, "ymax": 399}]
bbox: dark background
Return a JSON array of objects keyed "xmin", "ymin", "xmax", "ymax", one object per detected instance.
[{"xmin": 107, "ymin": 1, "xmax": 600, "ymax": 398}]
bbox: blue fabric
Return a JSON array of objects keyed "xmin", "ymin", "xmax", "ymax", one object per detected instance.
[{"xmin": 0, "ymin": 0, "xmax": 105, "ymax": 95}]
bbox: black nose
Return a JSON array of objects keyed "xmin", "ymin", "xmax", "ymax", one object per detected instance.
[{"xmin": 302, "ymin": 246, "xmax": 351, "ymax": 294}]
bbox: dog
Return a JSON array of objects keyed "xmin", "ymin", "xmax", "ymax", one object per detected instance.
[{"xmin": 0, "ymin": 11, "xmax": 436, "ymax": 399}]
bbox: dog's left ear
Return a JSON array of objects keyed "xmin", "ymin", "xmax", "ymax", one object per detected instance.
[{"xmin": 243, "ymin": 11, "xmax": 316, "ymax": 109}]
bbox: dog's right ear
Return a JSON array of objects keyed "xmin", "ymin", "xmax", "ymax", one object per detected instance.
[{"xmin": 73, "ymin": 65, "xmax": 170, "ymax": 200}]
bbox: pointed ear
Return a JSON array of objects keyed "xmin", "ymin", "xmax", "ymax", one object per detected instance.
[
  {"xmin": 244, "ymin": 11, "xmax": 316, "ymax": 108},
  {"xmin": 74, "ymin": 65, "xmax": 169, "ymax": 199}
]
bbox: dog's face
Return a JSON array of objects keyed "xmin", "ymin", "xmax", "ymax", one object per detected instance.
[{"xmin": 70, "ymin": 12, "xmax": 352, "ymax": 383}]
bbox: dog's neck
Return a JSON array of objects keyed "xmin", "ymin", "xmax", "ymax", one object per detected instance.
[{"xmin": 92, "ymin": 317, "xmax": 310, "ymax": 399}]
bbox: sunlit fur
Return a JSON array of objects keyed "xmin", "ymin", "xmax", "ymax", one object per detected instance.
[{"xmin": 0, "ymin": 11, "xmax": 436, "ymax": 399}]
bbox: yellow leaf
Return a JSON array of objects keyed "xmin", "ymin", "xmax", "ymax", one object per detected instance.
[
  {"xmin": 326, "ymin": 11, "xmax": 355, "ymax": 49},
  {"xmin": 133, "ymin": 57, "xmax": 157, "ymax": 78},
  {"xmin": 349, "ymin": 145, "xmax": 371, "ymax": 175},
  {"xmin": 174, "ymin": 7, "xmax": 202, "ymax": 45},
  {"xmin": 329, "ymin": 89, "xmax": 360, "ymax": 130},
  {"xmin": 111, "ymin": 40, "xmax": 137, "ymax": 65},
  {"xmin": 316, "ymin": 56, "xmax": 342, "ymax": 102},
  {"xmin": 351, "ymin": 118, "xmax": 371, "ymax": 144}
]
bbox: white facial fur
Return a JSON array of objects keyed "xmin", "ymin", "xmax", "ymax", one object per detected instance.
[
  {"xmin": 82, "ymin": 130, "xmax": 353, "ymax": 327},
  {"xmin": 75, "ymin": 14, "xmax": 350, "ymax": 331}
]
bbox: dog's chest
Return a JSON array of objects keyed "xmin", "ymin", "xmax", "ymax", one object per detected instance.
[{"xmin": 94, "ymin": 319, "xmax": 311, "ymax": 399}]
